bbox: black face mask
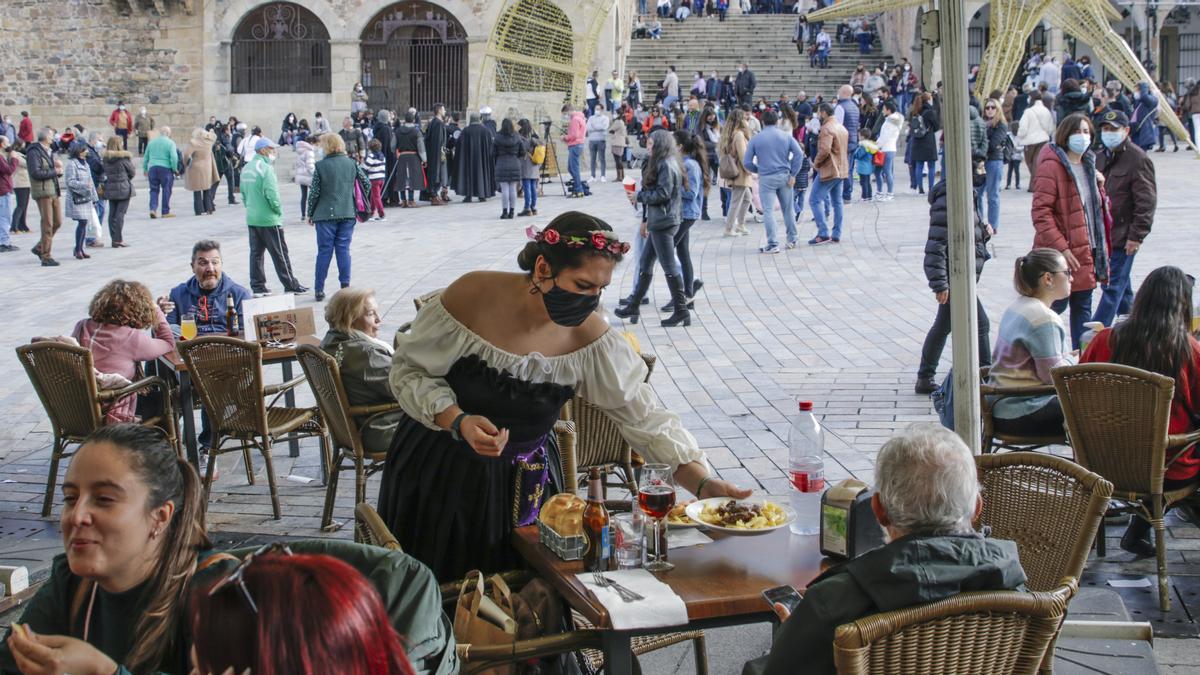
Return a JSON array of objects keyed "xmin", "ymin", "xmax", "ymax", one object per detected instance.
[{"xmin": 540, "ymin": 281, "xmax": 600, "ymax": 327}]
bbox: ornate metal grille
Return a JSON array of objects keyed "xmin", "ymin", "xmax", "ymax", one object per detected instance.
[
  {"xmin": 493, "ymin": 0, "xmax": 576, "ymax": 93},
  {"xmin": 360, "ymin": 2, "xmax": 468, "ymax": 115},
  {"xmin": 231, "ymin": 3, "xmax": 331, "ymax": 94}
]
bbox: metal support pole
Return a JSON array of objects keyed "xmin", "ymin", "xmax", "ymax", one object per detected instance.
[{"xmin": 938, "ymin": 0, "xmax": 982, "ymax": 453}]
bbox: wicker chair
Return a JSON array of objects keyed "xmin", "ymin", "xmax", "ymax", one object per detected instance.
[
  {"xmin": 177, "ymin": 336, "xmax": 327, "ymax": 520},
  {"xmin": 296, "ymin": 345, "xmax": 399, "ymax": 531},
  {"xmin": 1053, "ymin": 363, "xmax": 1200, "ymax": 611},
  {"xmin": 560, "ymin": 354, "xmax": 657, "ymax": 495},
  {"xmin": 976, "ymin": 452, "xmax": 1113, "ymax": 673},
  {"xmin": 355, "ymin": 502, "xmax": 402, "ymax": 550},
  {"xmin": 16, "ymin": 341, "xmax": 179, "ymax": 516},
  {"xmin": 833, "ymin": 579, "xmax": 1078, "ymax": 675},
  {"xmin": 980, "ymin": 367, "xmax": 1069, "ymax": 453}
]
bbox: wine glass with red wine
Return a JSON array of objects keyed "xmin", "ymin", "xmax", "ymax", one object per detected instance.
[{"xmin": 638, "ymin": 463, "xmax": 676, "ymax": 572}]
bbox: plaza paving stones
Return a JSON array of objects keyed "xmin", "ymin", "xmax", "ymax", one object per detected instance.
[{"xmin": 2, "ymin": 149, "xmax": 1199, "ymax": 670}]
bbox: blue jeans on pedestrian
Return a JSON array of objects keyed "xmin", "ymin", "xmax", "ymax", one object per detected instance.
[
  {"xmin": 567, "ymin": 144, "xmax": 583, "ymax": 192},
  {"xmin": 1051, "ymin": 289, "xmax": 1093, "ymax": 350},
  {"xmin": 662, "ymin": 95, "xmax": 678, "ymax": 111},
  {"xmin": 0, "ymin": 194, "xmax": 10, "ymax": 246},
  {"xmin": 522, "ymin": 178, "xmax": 538, "ymax": 210},
  {"xmin": 639, "ymin": 0, "xmax": 647, "ymax": 13},
  {"xmin": 759, "ymin": 171, "xmax": 797, "ymax": 248},
  {"xmin": 148, "ymin": 166, "xmax": 174, "ymax": 214},
  {"xmin": 1093, "ymin": 248, "xmax": 1136, "ymax": 326},
  {"xmin": 314, "ymin": 218, "xmax": 355, "ymax": 294},
  {"xmin": 880, "ymin": 151, "xmax": 895, "ymax": 193},
  {"xmin": 841, "ymin": 150, "xmax": 857, "ymax": 202},
  {"xmin": 984, "ymin": 159, "xmax": 1003, "ymax": 229},
  {"xmin": 913, "ymin": 160, "xmax": 936, "ymax": 192},
  {"xmin": 809, "ymin": 175, "xmax": 844, "ymax": 239},
  {"xmin": 792, "ymin": 186, "xmax": 807, "ymax": 220}
]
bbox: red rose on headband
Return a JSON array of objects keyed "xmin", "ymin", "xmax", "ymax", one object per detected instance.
[
  {"xmin": 542, "ymin": 229, "xmax": 560, "ymax": 245},
  {"xmin": 591, "ymin": 232, "xmax": 608, "ymax": 249}
]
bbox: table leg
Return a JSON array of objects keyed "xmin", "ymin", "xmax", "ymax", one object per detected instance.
[
  {"xmin": 282, "ymin": 360, "xmax": 299, "ymax": 458},
  {"xmin": 180, "ymin": 372, "xmax": 198, "ymax": 467},
  {"xmin": 602, "ymin": 631, "xmax": 635, "ymax": 675}
]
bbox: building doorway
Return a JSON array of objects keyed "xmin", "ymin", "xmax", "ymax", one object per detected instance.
[{"xmin": 360, "ymin": 2, "xmax": 468, "ymax": 115}]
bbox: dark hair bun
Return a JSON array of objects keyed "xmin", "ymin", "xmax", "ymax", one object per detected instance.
[{"xmin": 516, "ymin": 242, "xmax": 541, "ymax": 272}]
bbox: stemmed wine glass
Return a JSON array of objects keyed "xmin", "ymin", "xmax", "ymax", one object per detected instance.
[{"xmin": 637, "ymin": 463, "xmax": 676, "ymax": 572}]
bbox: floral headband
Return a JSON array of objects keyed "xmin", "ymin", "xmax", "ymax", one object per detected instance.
[{"xmin": 526, "ymin": 225, "xmax": 631, "ymax": 256}]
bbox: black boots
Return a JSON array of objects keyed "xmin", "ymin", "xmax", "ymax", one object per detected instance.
[
  {"xmin": 614, "ymin": 273, "xmax": 653, "ymax": 324},
  {"xmin": 661, "ymin": 274, "xmax": 691, "ymax": 327},
  {"xmin": 661, "ymin": 278, "xmax": 701, "ymax": 311},
  {"xmin": 1120, "ymin": 515, "xmax": 1155, "ymax": 558}
]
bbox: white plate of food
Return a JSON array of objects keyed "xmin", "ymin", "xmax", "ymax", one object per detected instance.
[
  {"xmin": 684, "ymin": 497, "xmax": 796, "ymax": 535},
  {"xmin": 665, "ymin": 500, "xmax": 704, "ymax": 529}
]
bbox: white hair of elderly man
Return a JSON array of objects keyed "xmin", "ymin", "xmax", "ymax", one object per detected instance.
[{"xmin": 873, "ymin": 424, "xmax": 981, "ymax": 540}]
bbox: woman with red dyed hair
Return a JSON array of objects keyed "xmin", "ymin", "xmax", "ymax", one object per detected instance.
[{"xmin": 191, "ymin": 550, "xmax": 415, "ymax": 675}]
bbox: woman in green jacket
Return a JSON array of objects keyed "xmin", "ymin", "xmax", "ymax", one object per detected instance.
[{"xmin": 306, "ymin": 132, "xmax": 370, "ymax": 302}]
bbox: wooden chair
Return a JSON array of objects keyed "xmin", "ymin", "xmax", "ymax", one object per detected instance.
[
  {"xmin": 296, "ymin": 345, "xmax": 399, "ymax": 531},
  {"xmin": 976, "ymin": 452, "xmax": 1113, "ymax": 673},
  {"xmin": 177, "ymin": 336, "xmax": 327, "ymax": 520},
  {"xmin": 980, "ymin": 367, "xmax": 1069, "ymax": 453},
  {"xmin": 1053, "ymin": 363, "xmax": 1200, "ymax": 611},
  {"xmin": 833, "ymin": 579, "xmax": 1078, "ymax": 675},
  {"xmin": 560, "ymin": 354, "xmax": 657, "ymax": 495},
  {"xmin": 17, "ymin": 341, "xmax": 179, "ymax": 516}
]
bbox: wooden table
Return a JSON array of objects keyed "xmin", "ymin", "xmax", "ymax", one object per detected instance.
[
  {"xmin": 156, "ymin": 334, "xmax": 321, "ymax": 467},
  {"xmin": 513, "ymin": 524, "xmax": 829, "ymax": 675}
]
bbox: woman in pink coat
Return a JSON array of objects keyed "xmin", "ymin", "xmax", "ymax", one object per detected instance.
[{"xmin": 72, "ymin": 280, "xmax": 175, "ymax": 424}]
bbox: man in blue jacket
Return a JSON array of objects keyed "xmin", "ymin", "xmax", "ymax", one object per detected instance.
[{"xmin": 743, "ymin": 107, "xmax": 804, "ymax": 253}]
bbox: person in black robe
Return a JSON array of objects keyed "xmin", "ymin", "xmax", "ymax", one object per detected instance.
[
  {"xmin": 454, "ymin": 113, "xmax": 494, "ymax": 203},
  {"xmin": 445, "ymin": 115, "xmax": 461, "ymax": 189},
  {"xmin": 424, "ymin": 104, "xmax": 449, "ymax": 205},
  {"xmin": 372, "ymin": 110, "xmax": 397, "ymax": 206}
]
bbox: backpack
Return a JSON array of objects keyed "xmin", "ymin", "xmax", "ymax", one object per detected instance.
[
  {"xmin": 910, "ymin": 114, "xmax": 928, "ymax": 139},
  {"xmin": 530, "ymin": 142, "xmax": 546, "ymax": 165}
]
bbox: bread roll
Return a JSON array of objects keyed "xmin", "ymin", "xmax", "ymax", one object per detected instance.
[{"xmin": 539, "ymin": 493, "xmax": 585, "ymax": 536}]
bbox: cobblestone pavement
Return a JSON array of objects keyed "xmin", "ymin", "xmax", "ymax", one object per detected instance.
[{"xmin": 2, "ymin": 149, "xmax": 1198, "ymax": 670}]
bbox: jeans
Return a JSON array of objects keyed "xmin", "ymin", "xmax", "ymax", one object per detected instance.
[
  {"xmin": 638, "ymin": 225, "xmax": 682, "ymax": 277},
  {"xmin": 567, "ymin": 144, "xmax": 583, "ymax": 192},
  {"xmin": 792, "ymin": 186, "xmax": 807, "ymax": 220},
  {"xmin": 108, "ymin": 198, "xmax": 130, "ymax": 243},
  {"xmin": 984, "ymin": 159, "xmax": 1003, "ymax": 229},
  {"xmin": 314, "ymin": 218, "xmax": 355, "ymax": 293},
  {"xmin": 522, "ymin": 178, "xmax": 538, "ymax": 210},
  {"xmin": 918, "ymin": 298, "xmax": 992, "ymax": 379},
  {"xmin": 1051, "ymin": 289, "xmax": 1093, "ymax": 350},
  {"xmin": 662, "ymin": 95, "xmax": 678, "ymax": 111},
  {"xmin": 759, "ymin": 171, "xmax": 797, "ymax": 247},
  {"xmin": 841, "ymin": 151, "xmax": 856, "ymax": 201},
  {"xmin": 879, "ymin": 151, "xmax": 895, "ymax": 193},
  {"xmin": 913, "ymin": 160, "xmax": 936, "ymax": 192},
  {"xmin": 147, "ymin": 166, "xmax": 174, "ymax": 214},
  {"xmin": 809, "ymin": 175, "xmax": 843, "ymax": 239},
  {"xmin": 1006, "ymin": 159, "xmax": 1022, "ymax": 189},
  {"xmin": 589, "ymin": 140, "xmax": 606, "ymax": 177},
  {"xmin": 1093, "ymin": 248, "xmax": 1136, "ymax": 327},
  {"xmin": 499, "ymin": 181, "xmax": 518, "ymax": 211},
  {"xmin": 639, "ymin": 0, "xmax": 647, "ymax": 13},
  {"xmin": 116, "ymin": 128, "xmax": 129, "ymax": 150},
  {"xmin": 299, "ymin": 184, "xmax": 309, "ymax": 216},
  {"xmin": 194, "ymin": 188, "xmax": 214, "ymax": 215},
  {"xmin": 672, "ymin": 218, "xmax": 696, "ymax": 293},
  {"xmin": 0, "ymin": 194, "xmax": 10, "ymax": 245},
  {"xmin": 138, "ymin": 136, "xmax": 149, "ymax": 155},
  {"xmin": 857, "ymin": 174, "xmax": 872, "ymax": 200},
  {"xmin": 94, "ymin": 199, "xmax": 105, "ymax": 226}
]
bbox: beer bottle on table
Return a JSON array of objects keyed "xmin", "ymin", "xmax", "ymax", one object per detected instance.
[
  {"xmin": 226, "ymin": 294, "xmax": 239, "ymax": 337},
  {"xmin": 583, "ymin": 467, "xmax": 611, "ymax": 572}
]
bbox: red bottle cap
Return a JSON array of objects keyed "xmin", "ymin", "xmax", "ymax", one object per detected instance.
[{"xmin": 798, "ymin": 401, "xmax": 813, "ymax": 411}]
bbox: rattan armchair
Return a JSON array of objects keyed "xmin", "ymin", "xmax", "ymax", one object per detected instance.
[
  {"xmin": 177, "ymin": 336, "xmax": 327, "ymax": 519},
  {"xmin": 833, "ymin": 579, "xmax": 1078, "ymax": 675},
  {"xmin": 980, "ymin": 367, "xmax": 1069, "ymax": 453},
  {"xmin": 1053, "ymin": 363, "xmax": 1200, "ymax": 611},
  {"xmin": 355, "ymin": 502, "xmax": 402, "ymax": 550},
  {"xmin": 296, "ymin": 345, "xmax": 399, "ymax": 531},
  {"xmin": 560, "ymin": 354, "xmax": 657, "ymax": 495},
  {"xmin": 17, "ymin": 341, "xmax": 179, "ymax": 516}
]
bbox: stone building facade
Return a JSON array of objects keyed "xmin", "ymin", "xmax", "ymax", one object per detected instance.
[{"xmin": 1, "ymin": 0, "xmax": 634, "ymax": 138}]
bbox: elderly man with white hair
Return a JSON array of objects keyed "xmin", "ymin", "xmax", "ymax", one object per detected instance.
[{"xmin": 744, "ymin": 425, "xmax": 1028, "ymax": 675}]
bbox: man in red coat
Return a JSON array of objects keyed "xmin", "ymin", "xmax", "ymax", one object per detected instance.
[
  {"xmin": 108, "ymin": 101, "xmax": 134, "ymax": 151},
  {"xmin": 17, "ymin": 112, "xmax": 33, "ymax": 144}
]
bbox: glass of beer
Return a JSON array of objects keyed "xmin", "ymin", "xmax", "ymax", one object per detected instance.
[
  {"xmin": 637, "ymin": 463, "xmax": 676, "ymax": 572},
  {"xmin": 181, "ymin": 312, "xmax": 197, "ymax": 341}
]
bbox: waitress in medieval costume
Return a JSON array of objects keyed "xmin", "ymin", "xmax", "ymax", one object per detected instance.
[{"xmin": 382, "ymin": 211, "xmax": 751, "ymax": 582}]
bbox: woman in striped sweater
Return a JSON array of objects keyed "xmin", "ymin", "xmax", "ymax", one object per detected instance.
[{"xmin": 986, "ymin": 248, "xmax": 1078, "ymax": 436}]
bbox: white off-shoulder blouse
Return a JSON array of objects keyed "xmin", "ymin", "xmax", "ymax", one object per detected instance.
[{"xmin": 388, "ymin": 296, "xmax": 705, "ymax": 471}]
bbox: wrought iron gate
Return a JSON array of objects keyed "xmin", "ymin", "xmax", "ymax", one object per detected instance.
[{"xmin": 360, "ymin": 2, "xmax": 468, "ymax": 115}]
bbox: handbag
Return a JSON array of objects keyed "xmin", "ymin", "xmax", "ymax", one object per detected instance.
[
  {"xmin": 452, "ymin": 571, "xmax": 562, "ymax": 675},
  {"xmin": 872, "ymin": 149, "xmax": 885, "ymax": 167},
  {"xmin": 353, "ymin": 177, "xmax": 370, "ymax": 222}
]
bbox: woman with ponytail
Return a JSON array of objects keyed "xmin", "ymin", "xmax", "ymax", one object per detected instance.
[{"xmin": 2, "ymin": 424, "xmax": 212, "ymax": 675}]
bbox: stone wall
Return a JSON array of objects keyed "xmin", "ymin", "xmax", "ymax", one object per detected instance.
[{"xmin": 0, "ymin": 0, "xmax": 203, "ymax": 135}]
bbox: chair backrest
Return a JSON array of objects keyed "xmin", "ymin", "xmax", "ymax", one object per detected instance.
[
  {"xmin": 833, "ymin": 580, "xmax": 1077, "ymax": 675},
  {"xmin": 16, "ymin": 342, "xmax": 103, "ymax": 440},
  {"xmin": 564, "ymin": 353, "xmax": 656, "ymax": 485},
  {"xmin": 976, "ymin": 452, "xmax": 1113, "ymax": 592},
  {"xmin": 177, "ymin": 336, "xmax": 267, "ymax": 437},
  {"xmin": 296, "ymin": 344, "xmax": 361, "ymax": 454},
  {"xmin": 355, "ymin": 502, "xmax": 401, "ymax": 551},
  {"xmin": 1053, "ymin": 363, "xmax": 1175, "ymax": 495}
]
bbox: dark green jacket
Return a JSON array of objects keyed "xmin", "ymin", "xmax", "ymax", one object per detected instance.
[
  {"xmin": 306, "ymin": 152, "xmax": 370, "ymax": 221},
  {"xmin": 320, "ymin": 328, "xmax": 403, "ymax": 453},
  {"xmin": 744, "ymin": 533, "xmax": 1027, "ymax": 675}
]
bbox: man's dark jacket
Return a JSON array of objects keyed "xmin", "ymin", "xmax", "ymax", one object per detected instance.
[
  {"xmin": 1095, "ymin": 138, "xmax": 1156, "ymax": 248},
  {"xmin": 924, "ymin": 180, "xmax": 990, "ymax": 293}
]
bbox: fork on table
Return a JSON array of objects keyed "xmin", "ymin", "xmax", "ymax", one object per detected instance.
[{"xmin": 592, "ymin": 572, "xmax": 645, "ymax": 603}]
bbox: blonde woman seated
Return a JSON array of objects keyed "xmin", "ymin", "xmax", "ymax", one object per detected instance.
[{"xmin": 320, "ymin": 288, "xmax": 402, "ymax": 452}]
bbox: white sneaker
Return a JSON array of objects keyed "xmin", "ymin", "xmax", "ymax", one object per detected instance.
[
  {"xmin": 600, "ymin": 176, "xmax": 608, "ymax": 183},
  {"xmin": 198, "ymin": 449, "xmax": 220, "ymax": 482}
]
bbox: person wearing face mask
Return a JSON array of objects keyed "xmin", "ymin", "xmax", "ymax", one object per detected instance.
[
  {"xmin": 243, "ymin": 138, "xmax": 307, "ymax": 297},
  {"xmin": 378, "ymin": 211, "xmax": 751, "ymax": 582},
  {"xmin": 107, "ymin": 101, "xmax": 133, "ymax": 151},
  {"xmin": 1092, "ymin": 110, "xmax": 1156, "ymax": 327},
  {"xmin": 1031, "ymin": 113, "xmax": 1109, "ymax": 348},
  {"xmin": 1129, "ymin": 81, "xmax": 1159, "ymax": 151},
  {"xmin": 735, "ymin": 63, "xmax": 757, "ymax": 106}
]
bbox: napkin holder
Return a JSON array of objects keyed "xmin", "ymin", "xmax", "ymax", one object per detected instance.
[{"xmin": 820, "ymin": 479, "xmax": 884, "ymax": 560}]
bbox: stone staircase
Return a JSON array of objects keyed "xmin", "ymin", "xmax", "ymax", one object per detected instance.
[{"xmin": 625, "ymin": 15, "xmax": 889, "ymax": 105}]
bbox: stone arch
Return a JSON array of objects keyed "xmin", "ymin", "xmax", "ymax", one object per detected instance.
[
  {"xmin": 230, "ymin": 2, "xmax": 332, "ymax": 93},
  {"xmin": 491, "ymin": 0, "xmax": 576, "ymax": 94},
  {"xmin": 358, "ymin": 1, "xmax": 470, "ymax": 114},
  {"xmin": 217, "ymin": 0, "xmax": 345, "ymax": 42}
]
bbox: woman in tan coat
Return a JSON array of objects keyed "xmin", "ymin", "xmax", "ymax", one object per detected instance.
[
  {"xmin": 184, "ymin": 128, "xmax": 219, "ymax": 216},
  {"xmin": 719, "ymin": 108, "xmax": 753, "ymax": 236}
]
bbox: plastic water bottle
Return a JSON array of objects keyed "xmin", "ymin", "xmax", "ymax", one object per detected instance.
[{"xmin": 788, "ymin": 400, "xmax": 826, "ymax": 535}]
